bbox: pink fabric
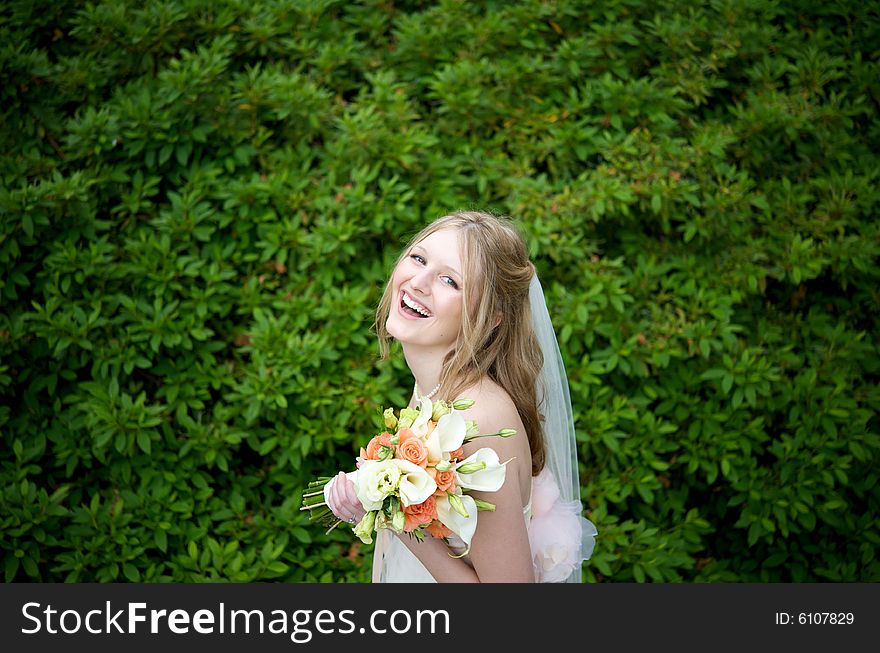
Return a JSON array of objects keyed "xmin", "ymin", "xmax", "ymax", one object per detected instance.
[{"xmin": 528, "ymin": 467, "xmax": 587, "ymax": 583}]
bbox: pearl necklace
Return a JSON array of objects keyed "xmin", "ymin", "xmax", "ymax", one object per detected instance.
[{"xmin": 415, "ymin": 381, "xmax": 441, "ymax": 400}]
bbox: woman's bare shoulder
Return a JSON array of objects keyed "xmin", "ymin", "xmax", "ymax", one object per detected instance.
[
  {"xmin": 454, "ymin": 378, "xmax": 528, "ymax": 460},
  {"xmin": 454, "ymin": 378, "xmax": 518, "ymax": 429},
  {"xmin": 454, "ymin": 377, "xmax": 532, "ymax": 501}
]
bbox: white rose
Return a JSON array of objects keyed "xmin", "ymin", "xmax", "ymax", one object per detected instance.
[{"xmin": 355, "ymin": 460, "xmax": 401, "ymax": 511}]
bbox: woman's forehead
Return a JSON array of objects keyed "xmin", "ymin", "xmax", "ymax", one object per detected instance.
[{"xmin": 413, "ymin": 229, "xmax": 463, "ymax": 273}]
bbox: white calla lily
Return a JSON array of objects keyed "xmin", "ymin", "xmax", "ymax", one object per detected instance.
[
  {"xmin": 393, "ymin": 459, "xmax": 437, "ymax": 507},
  {"xmin": 436, "ymin": 493, "xmax": 478, "ymax": 548},
  {"xmin": 425, "ymin": 410, "xmax": 466, "ymax": 462},
  {"xmin": 454, "ymin": 447, "xmax": 507, "ymax": 492}
]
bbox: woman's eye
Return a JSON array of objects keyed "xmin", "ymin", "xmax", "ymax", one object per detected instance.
[
  {"xmin": 442, "ymin": 276, "xmax": 459, "ymax": 289},
  {"xmin": 410, "ymin": 254, "xmax": 425, "ymax": 264}
]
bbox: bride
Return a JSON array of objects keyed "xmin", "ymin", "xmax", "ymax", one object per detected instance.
[{"xmin": 327, "ymin": 210, "xmax": 596, "ymax": 582}]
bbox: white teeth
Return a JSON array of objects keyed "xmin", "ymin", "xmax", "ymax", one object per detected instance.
[{"xmin": 402, "ymin": 292, "xmax": 431, "ymax": 317}]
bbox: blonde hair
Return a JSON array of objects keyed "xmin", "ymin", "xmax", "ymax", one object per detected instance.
[{"xmin": 375, "ymin": 211, "xmax": 546, "ymax": 475}]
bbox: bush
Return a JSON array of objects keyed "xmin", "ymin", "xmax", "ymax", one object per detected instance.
[{"xmin": 1, "ymin": 0, "xmax": 877, "ymax": 582}]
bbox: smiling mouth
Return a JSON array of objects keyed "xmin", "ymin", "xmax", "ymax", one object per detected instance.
[{"xmin": 400, "ymin": 291, "xmax": 431, "ymax": 318}]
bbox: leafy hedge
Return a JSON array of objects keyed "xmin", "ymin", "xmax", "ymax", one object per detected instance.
[{"xmin": 2, "ymin": 0, "xmax": 878, "ymax": 583}]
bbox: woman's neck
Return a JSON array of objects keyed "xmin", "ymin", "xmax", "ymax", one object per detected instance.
[{"xmin": 401, "ymin": 343, "xmax": 450, "ymax": 400}]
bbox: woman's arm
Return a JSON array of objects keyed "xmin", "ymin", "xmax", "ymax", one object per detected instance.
[
  {"xmin": 396, "ymin": 382, "xmax": 535, "ymax": 582},
  {"xmin": 394, "ymin": 459, "xmax": 533, "ymax": 582}
]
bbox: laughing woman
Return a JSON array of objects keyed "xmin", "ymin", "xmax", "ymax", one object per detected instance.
[{"xmin": 327, "ymin": 211, "xmax": 596, "ymax": 583}]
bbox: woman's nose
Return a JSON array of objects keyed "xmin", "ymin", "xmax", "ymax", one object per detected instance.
[{"xmin": 410, "ymin": 268, "xmax": 431, "ymax": 295}]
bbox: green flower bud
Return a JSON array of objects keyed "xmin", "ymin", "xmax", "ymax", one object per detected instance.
[
  {"xmin": 452, "ymin": 398, "xmax": 476, "ymax": 411},
  {"xmin": 434, "ymin": 460, "xmax": 454, "ymax": 472},
  {"xmin": 498, "ymin": 428, "xmax": 517, "ymax": 438},
  {"xmin": 473, "ymin": 498, "xmax": 497, "ymax": 512},
  {"xmin": 455, "ymin": 461, "xmax": 487, "ymax": 475},
  {"xmin": 353, "ymin": 511, "xmax": 377, "ymax": 544},
  {"xmin": 383, "ymin": 408, "xmax": 398, "ymax": 430},
  {"xmin": 446, "ymin": 492, "xmax": 470, "ymax": 518},
  {"xmin": 391, "ymin": 499, "xmax": 405, "ymax": 532},
  {"xmin": 397, "ymin": 407, "xmax": 419, "ymax": 429}
]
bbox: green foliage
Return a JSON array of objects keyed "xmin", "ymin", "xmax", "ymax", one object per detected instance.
[{"xmin": 1, "ymin": 0, "xmax": 877, "ymax": 582}]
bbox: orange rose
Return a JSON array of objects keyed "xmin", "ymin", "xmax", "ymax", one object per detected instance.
[
  {"xmin": 397, "ymin": 435, "xmax": 428, "ymax": 467},
  {"xmin": 433, "ymin": 469, "xmax": 456, "ymax": 493},
  {"xmin": 403, "ymin": 496, "xmax": 437, "ymax": 533},
  {"xmin": 364, "ymin": 432, "xmax": 394, "ymax": 460},
  {"xmin": 425, "ymin": 519, "xmax": 452, "ymax": 539},
  {"xmin": 396, "ymin": 427, "xmax": 416, "ymax": 442},
  {"xmin": 448, "ymin": 446, "xmax": 464, "ymax": 461}
]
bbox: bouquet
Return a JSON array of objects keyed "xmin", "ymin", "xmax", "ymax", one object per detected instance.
[{"xmin": 301, "ymin": 396, "xmax": 515, "ymax": 554}]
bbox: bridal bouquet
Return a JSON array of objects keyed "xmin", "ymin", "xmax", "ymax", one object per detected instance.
[{"xmin": 301, "ymin": 396, "xmax": 515, "ymax": 553}]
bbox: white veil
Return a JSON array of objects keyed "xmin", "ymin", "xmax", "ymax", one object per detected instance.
[{"xmin": 528, "ymin": 274, "xmax": 598, "ymax": 583}]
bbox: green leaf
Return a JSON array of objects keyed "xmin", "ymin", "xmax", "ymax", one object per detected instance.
[
  {"xmin": 601, "ymin": 431, "xmax": 621, "ymax": 453},
  {"xmin": 5, "ymin": 556, "xmax": 20, "ymax": 583},
  {"xmin": 721, "ymin": 374, "xmax": 733, "ymax": 395},
  {"xmin": 633, "ymin": 564, "xmax": 645, "ymax": 583},
  {"xmin": 560, "ymin": 324, "xmax": 572, "ymax": 344},
  {"xmin": 266, "ymin": 561, "xmax": 289, "ymax": 574},
  {"xmin": 123, "ymin": 563, "xmax": 141, "ymax": 582},
  {"xmin": 159, "ymin": 143, "xmax": 174, "ymax": 166},
  {"xmin": 291, "ymin": 527, "xmax": 311, "ymax": 544},
  {"xmin": 21, "ymin": 556, "xmax": 38, "ymax": 578},
  {"xmin": 155, "ymin": 529, "xmax": 168, "ymax": 553}
]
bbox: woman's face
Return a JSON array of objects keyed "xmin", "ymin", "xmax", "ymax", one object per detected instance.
[{"xmin": 386, "ymin": 228, "xmax": 464, "ymax": 352}]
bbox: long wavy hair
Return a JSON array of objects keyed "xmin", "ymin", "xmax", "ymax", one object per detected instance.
[{"xmin": 375, "ymin": 211, "xmax": 546, "ymax": 475}]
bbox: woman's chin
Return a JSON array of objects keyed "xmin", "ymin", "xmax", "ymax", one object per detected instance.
[
  {"xmin": 389, "ymin": 310, "xmax": 423, "ymax": 335},
  {"xmin": 387, "ymin": 313, "xmax": 453, "ymax": 350},
  {"xmin": 386, "ymin": 316, "xmax": 414, "ymax": 342},
  {"xmin": 387, "ymin": 321, "xmax": 431, "ymax": 348},
  {"xmin": 388, "ymin": 324, "xmax": 419, "ymax": 345}
]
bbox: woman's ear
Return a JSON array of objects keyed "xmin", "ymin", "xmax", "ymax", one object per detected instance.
[{"xmin": 493, "ymin": 311, "xmax": 502, "ymax": 329}]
